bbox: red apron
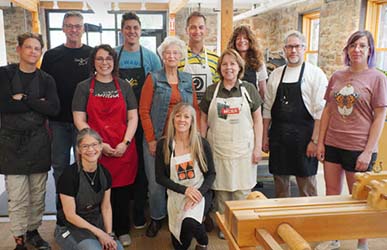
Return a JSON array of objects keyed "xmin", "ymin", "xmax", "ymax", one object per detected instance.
[{"xmin": 86, "ymin": 77, "xmax": 138, "ymax": 187}]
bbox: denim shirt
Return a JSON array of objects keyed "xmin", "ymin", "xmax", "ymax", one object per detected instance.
[{"xmin": 150, "ymin": 69, "xmax": 193, "ymax": 139}]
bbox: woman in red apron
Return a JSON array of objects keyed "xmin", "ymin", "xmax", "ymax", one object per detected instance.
[{"xmin": 72, "ymin": 44, "xmax": 138, "ymax": 247}]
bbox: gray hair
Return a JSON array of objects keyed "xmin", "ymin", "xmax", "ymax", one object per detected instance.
[
  {"xmin": 75, "ymin": 128, "xmax": 102, "ymax": 166},
  {"xmin": 157, "ymin": 36, "xmax": 187, "ymax": 60},
  {"xmin": 284, "ymin": 30, "xmax": 306, "ymax": 46},
  {"xmin": 63, "ymin": 11, "xmax": 84, "ymax": 27}
]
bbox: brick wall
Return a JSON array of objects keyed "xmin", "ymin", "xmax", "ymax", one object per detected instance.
[{"xmin": 1, "ymin": 6, "xmax": 32, "ymax": 64}]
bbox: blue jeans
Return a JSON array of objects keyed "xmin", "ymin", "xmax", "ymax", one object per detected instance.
[
  {"xmin": 49, "ymin": 121, "xmax": 77, "ymax": 186},
  {"xmin": 143, "ymin": 138, "xmax": 166, "ymax": 220},
  {"xmin": 55, "ymin": 226, "xmax": 123, "ymax": 250}
]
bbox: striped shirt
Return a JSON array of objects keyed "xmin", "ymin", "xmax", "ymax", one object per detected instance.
[{"xmin": 178, "ymin": 47, "xmax": 220, "ymax": 84}]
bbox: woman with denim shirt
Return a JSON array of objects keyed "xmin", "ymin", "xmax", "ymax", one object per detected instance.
[{"xmin": 139, "ymin": 36, "xmax": 200, "ymax": 237}]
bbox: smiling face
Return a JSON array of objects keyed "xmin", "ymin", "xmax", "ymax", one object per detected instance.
[
  {"xmin": 122, "ymin": 19, "xmax": 141, "ymax": 46},
  {"xmin": 220, "ymin": 54, "xmax": 241, "ymax": 83},
  {"xmin": 162, "ymin": 44, "xmax": 182, "ymax": 69},
  {"xmin": 62, "ymin": 16, "xmax": 84, "ymax": 45},
  {"xmin": 78, "ymin": 135, "xmax": 102, "ymax": 165},
  {"xmin": 284, "ymin": 35, "xmax": 305, "ymax": 67},
  {"xmin": 348, "ymin": 36, "xmax": 370, "ymax": 67},
  {"xmin": 186, "ymin": 16, "xmax": 207, "ymax": 44},
  {"xmin": 235, "ymin": 33, "xmax": 250, "ymax": 53},
  {"xmin": 94, "ymin": 48, "xmax": 114, "ymax": 77},
  {"xmin": 173, "ymin": 107, "xmax": 193, "ymax": 135},
  {"xmin": 17, "ymin": 38, "xmax": 42, "ymax": 66}
]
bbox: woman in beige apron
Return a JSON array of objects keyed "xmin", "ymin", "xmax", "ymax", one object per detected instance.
[
  {"xmin": 199, "ymin": 49, "xmax": 263, "ymax": 239},
  {"xmin": 155, "ymin": 103, "xmax": 215, "ymax": 250}
]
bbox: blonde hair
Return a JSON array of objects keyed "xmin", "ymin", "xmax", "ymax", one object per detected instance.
[{"xmin": 163, "ymin": 103, "xmax": 208, "ymax": 173}]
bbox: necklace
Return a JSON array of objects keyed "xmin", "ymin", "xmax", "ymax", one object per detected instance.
[{"xmin": 83, "ymin": 170, "xmax": 97, "ymax": 186}]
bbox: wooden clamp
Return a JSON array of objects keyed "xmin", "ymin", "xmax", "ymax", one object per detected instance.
[
  {"xmin": 352, "ymin": 171, "xmax": 387, "ymax": 200},
  {"xmin": 367, "ymin": 179, "xmax": 387, "ymax": 210}
]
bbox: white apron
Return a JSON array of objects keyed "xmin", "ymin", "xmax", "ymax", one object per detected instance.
[
  {"xmin": 183, "ymin": 48, "xmax": 213, "ymax": 101},
  {"xmin": 167, "ymin": 145, "xmax": 205, "ymax": 243},
  {"xmin": 207, "ymin": 81, "xmax": 257, "ymax": 191}
]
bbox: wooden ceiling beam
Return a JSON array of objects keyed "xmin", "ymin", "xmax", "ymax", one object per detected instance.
[
  {"xmin": 39, "ymin": 1, "xmax": 169, "ymax": 11},
  {"xmin": 11, "ymin": 0, "xmax": 38, "ymax": 12}
]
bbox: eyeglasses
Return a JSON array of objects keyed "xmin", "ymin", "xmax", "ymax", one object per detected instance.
[
  {"xmin": 348, "ymin": 43, "xmax": 369, "ymax": 51},
  {"xmin": 79, "ymin": 142, "xmax": 100, "ymax": 151},
  {"xmin": 95, "ymin": 56, "xmax": 114, "ymax": 63},
  {"xmin": 64, "ymin": 24, "xmax": 83, "ymax": 30},
  {"xmin": 284, "ymin": 44, "xmax": 304, "ymax": 51}
]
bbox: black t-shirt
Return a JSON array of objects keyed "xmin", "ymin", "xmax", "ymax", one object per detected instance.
[
  {"xmin": 57, "ymin": 163, "xmax": 112, "ymax": 197},
  {"xmin": 41, "ymin": 44, "xmax": 93, "ymax": 122}
]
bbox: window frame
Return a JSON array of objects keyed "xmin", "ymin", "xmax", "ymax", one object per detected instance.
[
  {"xmin": 366, "ymin": 0, "xmax": 387, "ymax": 69},
  {"xmin": 302, "ymin": 11, "xmax": 320, "ymax": 65}
]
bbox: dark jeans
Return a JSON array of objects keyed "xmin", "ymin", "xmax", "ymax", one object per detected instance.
[
  {"xmin": 111, "ymin": 185, "xmax": 132, "ymax": 236},
  {"xmin": 171, "ymin": 218, "xmax": 208, "ymax": 250},
  {"xmin": 132, "ymin": 127, "xmax": 148, "ymax": 222}
]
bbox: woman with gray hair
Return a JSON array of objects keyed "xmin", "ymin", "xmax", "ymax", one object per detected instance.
[{"xmin": 139, "ymin": 36, "xmax": 200, "ymax": 237}]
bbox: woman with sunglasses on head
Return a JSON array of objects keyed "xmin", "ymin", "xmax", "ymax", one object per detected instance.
[
  {"xmin": 72, "ymin": 44, "xmax": 138, "ymax": 247},
  {"xmin": 227, "ymin": 25, "xmax": 268, "ymax": 100},
  {"xmin": 55, "ymin": 128, "xmax": 123, "ymax": 250},
  {"xmin": 155, "ymin": 103, "xmax": 215, "ymax": 250},
  {"xmin": 316, "ymin": 30, "xmax": 387, "ymax": 250}
]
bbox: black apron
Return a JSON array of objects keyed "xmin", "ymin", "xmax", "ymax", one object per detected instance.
[
  {"xmin": 61, "ymin": 165, "xmax": 107, "ymax": 243},
  {"xmin": 0, "ymin": 69, "xmax": 51, "ymax": 175},
  {"xmin": 118, "ymin": 46, "xmax": 146, "ymax": 102},
  {"xmin": 268, "ymin": 62, "xmax": 318, "ymax": 177},
  {"xmin": 242, "ymin": 66, "xmax": 258, "ymax": 89}
]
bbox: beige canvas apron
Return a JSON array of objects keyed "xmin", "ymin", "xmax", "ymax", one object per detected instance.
[
  {"xmin": 207, "ymin": 82, "xmax": 256, "ymax": 191},
  {"xmin": 183, "ymin": 48, "xmax": 213, "ymax": 101},
  {"xmin": 167, "ymin": 145, "xmax": 205, "ymax": 243}
]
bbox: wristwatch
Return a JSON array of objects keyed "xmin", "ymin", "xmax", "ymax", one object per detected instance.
[
  {"xmin": 310, "ymin": 138, "xmax": 318, "ymax": 145},
  {"xmin": 123, "ymin": 139, "xmax": 131, "ymax": 146}
]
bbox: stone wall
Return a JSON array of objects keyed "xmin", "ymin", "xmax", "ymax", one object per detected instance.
[
  {"xmin": 234, "ymin": 0, "xmax": 362, "ymax": 77},
  {"xmin": 175, "ymin": 8, "xmax": 219, "ymax": 52},
  {"xmin": 1, "ymin": 6, "xmax": 32, "ymax": 64}
]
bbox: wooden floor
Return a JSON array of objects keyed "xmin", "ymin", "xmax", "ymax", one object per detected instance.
[{"xmin": 1, "ymin": 218, "xmax": 387, "ymax": 250}]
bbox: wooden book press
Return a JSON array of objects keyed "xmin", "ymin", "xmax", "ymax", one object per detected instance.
[{"xmin": 215, "ymin": 171, "xmax": 387, "ymax": 250}]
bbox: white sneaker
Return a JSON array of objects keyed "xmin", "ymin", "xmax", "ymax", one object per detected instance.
[
  {"xmin": 314, "ymin": 240, "xmax": 340, "ymax": 250},
  {"xmin": 118, "ymin": 233, "xmax": 131, "ymax": 247}
]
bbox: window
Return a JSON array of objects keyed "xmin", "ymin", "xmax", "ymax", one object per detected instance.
[
  {"xmin": 302, "ymin": 11, "xmax": 320, "ymax": 66},
  {"xmin": 45, "ymin": 10, "xmax": 167, "ymax": 52},
  {"xmin": 366, "ymin": 0, "xmax": 387, "ymax": 70}
]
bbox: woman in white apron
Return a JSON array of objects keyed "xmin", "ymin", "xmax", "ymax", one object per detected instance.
[
  {"xmin": 155, "ymin": 103, "xmax": 215, "ymax": 250},
  {"xmin": 199, "ymin": 49, "xmax": 263, "ymax": 239}
]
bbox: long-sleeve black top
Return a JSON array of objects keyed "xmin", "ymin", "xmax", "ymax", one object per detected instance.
[
  {"xmin": 0, "ymin": 64, "xmax": 60, "ymax": 116},
  {"xmin": 155, "ymin": 137, "xmax": 216, "ymax": 196}
]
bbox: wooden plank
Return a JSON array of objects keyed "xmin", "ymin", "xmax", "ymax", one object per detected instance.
[
  {"xmin": 231, "ymin": 210, "xmax": 387, "ymax": 247},
  {"xmin": 224, "ymin": 195, "xmax": 362, "ymax": 223},
  {"xmin": 256, "ymin": 229, "xmax": 283, "ymax": 250},
  {"xmin": 220, "ymin": 0, "xmax": 233, "ymax": 52},
  {"xmin": 215, "ymin": 212, "xmax": 241, "ymax": 250}
]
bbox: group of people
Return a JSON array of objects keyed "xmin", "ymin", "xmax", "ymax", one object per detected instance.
[{"xmin": 0, "ymin": 8, "xmax": 385, "ymax": 250}]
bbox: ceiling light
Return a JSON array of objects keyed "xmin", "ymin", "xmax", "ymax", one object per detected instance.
[
  {"xmin": 114, "ymin": 0, "xmax": 120, "ymax": 11},
  {"xmin": 141, "ymin": 0, "xmax": 146, "ymax": 10}
]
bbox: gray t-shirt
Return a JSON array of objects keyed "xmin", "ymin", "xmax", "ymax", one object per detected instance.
[{"xmin": 72, "ymin": 77, "xmax": 138, "ymax": 112}]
